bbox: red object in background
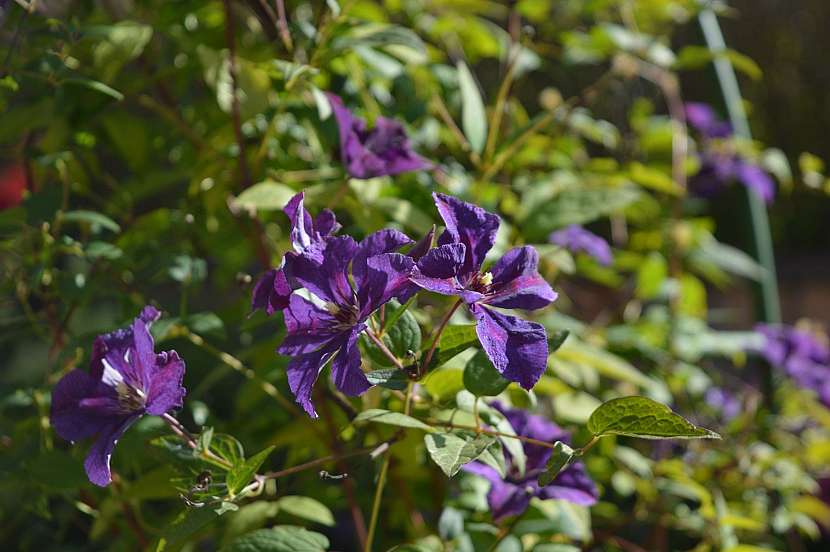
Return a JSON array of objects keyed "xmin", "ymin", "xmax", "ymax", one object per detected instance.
[{"xmin": 0, "ymin": 163, "xmax": 26, "ymax": 209}]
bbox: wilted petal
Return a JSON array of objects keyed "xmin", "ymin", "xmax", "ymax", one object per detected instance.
[
  {"xmin": 357, "ymin": 253, "xmax": 415, "ymax": 317},
  {"xmin": 145, "ymin": 350, "xmax": 186, "ymax": 416},
  {"xmin": 485, "ymin": 246, "xmax": 558, "ymax": 310},
  {"xmin": 433, "ymin": 193, "xmax": 500, "ymax": 283},
  {"xmin": 278, "ymin": 294, "xmax": 339, "ymax": 355},
  {"xmin": 291, "ymin": 236, "xmax": 358, "ymax": 306},
  {"xmin": 251, "ymin": 267, "xmax": 293, "ymax": 316},
  {"xmin": 286, "ymin": 342, "xmax": 340, "ymax": 418},
  {"xmin": 353, "ymin": 229, "xmax": 413, "ymax": 288},
  {"xmin": 51, "ymin": 369, "xmax": 113, "ymax": 442},
  {"xmin": 84, "ymin": 415, "xmax": 140, "ymax": 487},
  {"xmin": 538, "ymin": 462, "xmax": 599, "ymax": 506},
  {"xmin": 470, "ymin": 305, "xmax": 548, "ymax": 390},
  {"xmin": 330, "ymin": 330, "xmax": 371, "ymax": 396}
]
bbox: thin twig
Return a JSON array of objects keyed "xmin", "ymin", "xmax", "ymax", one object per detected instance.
[
  {"xmin": 222, "ymin": 0, "xmax": 253, "ymax": 190},
  {"xmin": 419, "ymin": 299, "xmax": 463, "ymax": 377},
  {"xmin": 365, "ymin": 329, "xmax": 404, "ymax": 370},
  {"xmin": 275, "ymin": 0, "xmax": 293, "ymax": 52}
]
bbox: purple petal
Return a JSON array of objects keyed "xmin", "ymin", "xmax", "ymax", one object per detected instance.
[
  {"xmin": 538, "ymin": 462, "xmax": 599, "ymax": 506},
  {"xmin": 433, "ymin": 193, "xmax": 500, "ymax": 283},
  {"xmin": 315, "ymin": 208, "xmax": 340, "ymax": 237},
  {"xmin": 685, "ymin": 102, "xmax": 732, "ymax": 138},
  {"xmin": 491, "ymin": 402, "xmax": 569, "ymax": 471},
  {"xmin": 131, "ymin": 311, "xmax": 159, "ymax": 391},
  {"xmin": 470, "ymin": 305, "xmax": 548, "ymax": 390},
  {"xmin": 286, "ymin": 342, "xmax": 341, "ymax": 418},
  {"xmin": 464, "ymin": 462, "xmax": 531, "ymax": 522},
  {"xmin": 485, "ymin": 246, "xmax": 558, "ymax": 310},
  {"xmin": 84, "ymin": 415, "xmax": 140, "ymax": 486},
  {"xmin": 327, "ymin": 93, "xmax": 432, "ymax": 179},
  {"xmin": 353, "ymin": 229, "xmax": 413, "ymax": 289},
  {"xmin": 284, "ymin": 192, "xmax": 316, "ymax": 253},
  {"xmin": 278, "ymin": 294, "xmax": 339, "ymax": 355},
  {"xmin": 548, "ymin": 226, "xmax": 613, "ymax": 266},
  {"xmin": 330, "ymin": 330, "xmax": 371, "ymax": 396},
  {"xmin": 251, "ymin": 267, "xmax": 293, "ymax": 316},
  {"xmin": 357, "ymin": 253, "xmax": 416, "ymax": 317},
  {"xmin": 410, "ymin": 243, "xmax": 466, "ymax": 297},
  {"xmin": 90, "ymin": 306, "xmax": 160, "ymax": 380},
  {"xmin": 51, "ymin": 369, "xmax": 113, "ymax": 442},
  {"xmin": 407, "ymin": 225, "xmax": 435, "ymax": 261},
  {"xmin": 145, "ymin": 350, "xmax": 186, "ymax": 416},
  {"xmin": 291, "ymin": 236, "xmax": 358, "ymax": 306},
  {"xmin": 736, "ymin": 161, "xmax": 775, "ymax": 203}
]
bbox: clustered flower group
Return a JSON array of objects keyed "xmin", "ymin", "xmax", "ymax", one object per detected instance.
[
  {"xmin": 757, "ymin": 323, "xmax": 830, "ymax": 408},
  {"xmin": 50, "ymin": 95, "xmax": 595, "ymax": 520},
  {"xmin": 685, "ymin": 102, "xmax": 775, "ymax": 203}
]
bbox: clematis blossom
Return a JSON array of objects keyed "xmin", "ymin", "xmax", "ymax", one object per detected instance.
[
  {"xmin": 278, "ymin": 232, "xmax": 415, "ymax": 417},
  {"xmin": 549, "ymin": 225, "xmax": 613, "ymax": 266},
  {"xmin": 410, "ymin": 193, "xmax": 557, "ymax": 389},
  {"xmin": 251, "ymin": 192, "xmax": 341, "ymax": 316},
  {"xmin": 327, "ymin": 93, "xmax": 433, "ymax": 179},
  {"xmin": 50, "ymin": 306, "xmax": 186, "ymax": 486},
  {"xmin": 463, "ymin": 402, "xmax": 598, "ymax": 521},
  {"xmin": 756, "ymin": 323, "xmax": 830, "ymax": 408}
]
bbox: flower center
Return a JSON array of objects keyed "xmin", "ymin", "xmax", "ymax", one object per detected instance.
[
  {"xmin": 469, "ymin": 271, "xmax": 493, "ymax": 293},
  {"xmin": 116, "ymin": 381, "xmax": 147, "ymax": 413},
  {"xmin": 326, "ymin": 302, "xmax": 360, "ymax": 329}
]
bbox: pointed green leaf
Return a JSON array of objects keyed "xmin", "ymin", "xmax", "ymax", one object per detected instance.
[
  {"xmin": 226, "ymin": 445, "xmax": 274, "ymax": 496},
  {"xmin": 424, "ymin": 432, "xmax": 495, "ymax": 477},
  {"xmin": 275, "ymin": 496, "xmax": 335, "ymax": 527},
  {"xmin": 463, "ymin": 349, "xmax": 509, "ymax": 397},
  {"xmin": 587, "ymin": 396, "xmax": 721, "ymax": 440},
  {"xmin": 537, "ymin": 441, "xmax": 575, "ymax": 487},
  {"xmin": 221, "ymin": 526, "xmax": 329, "ymax": 551},
  {"xmin": 457, "ymin": 61, "xmax": 487, "ymax": 154}
]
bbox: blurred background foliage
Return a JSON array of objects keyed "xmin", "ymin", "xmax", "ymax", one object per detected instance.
[{"xmin": 1, "ymin": 0, "xmax": 830, "ymax": 551}]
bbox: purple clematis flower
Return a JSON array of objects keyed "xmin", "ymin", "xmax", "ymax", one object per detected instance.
[
  {"xmin": 251, "ymin": 192, "xmax": 341, "ymax": 316},
  {"xmin": 685, "ymin": 102, "xmax": 775, "ymax": 203},
  {"xmin": 756, "ymin": 324, "xmax": 830, "ymax": 408},
  {"xmin": 463, "ymin": 402, "xmax": 598, "ymax": 522},
  {"xmin": 685, "ymin": 102, "xmax": 732, "ymax": 139},
  {"xmin": 50, "ymin": 306, "xmax": 185, "ymax": 486},
  {"xmin": 327, "ymin": 93, "xmax": 433, "ymax": 179},
  {"xmin": 549, "ymin": 225, "xmax": 613, "ymax": 266},
  {"xmin": 278, "ymin": 232, "xmax": 415, "ymax": 417},
  {"xmin": 410, "ymin": 193, "xmax": 557, "ymax": 389},
  {"xmin": 704, "ymin": 387, "xmax": 741, "ymax": 422}
]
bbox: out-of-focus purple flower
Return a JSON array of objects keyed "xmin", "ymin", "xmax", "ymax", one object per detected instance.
[
  {"xmin": 278, "ymin": 233, "xmax": 415, "ymax": 417},
  {"xmin": 410, "ymin": 193, "xmax": 557, "ymax": 390},
  {"xmin": 50, "ymin": 306, "xmax": 185, "ymax": 486},
  {"xmin": 704, "ymin": 387, "xmax": 741, "ymax": 421},
  {"xmin": 756, "ymin": 324, "xmax": 830, "ymax": 408},
  {"xmin": 685, "ymin": 102, "xmax": 775, "ymax": 203},
  {"xmin": 549, "ymin": 225, "xmax": 613, "ymax": 266},
  {"xmin": 251, "ymin": 192, "xmax": 340, "ymax": 316},
  {"xmin": 463, "ymin": 402, "xmax": 598, "ymax": 521},
  {"xmin": 327, "ymin": 93, "xmax": 433, "ymax": 179},
  {"xmin": 685, "ymin": 102, "xmax": 732, "ymax": 139}
]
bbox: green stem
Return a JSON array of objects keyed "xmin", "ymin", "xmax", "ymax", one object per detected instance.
[
  {"xmin": 364, "ymin": 455, "xmax": 390, "ymax": 552},
  {"xmin": 698, "ymin": 9, "xmax": 781, "ymax": 324},
  {"xmin": 419, "ymin": 299, "xmax": 463, "ymax": 377}
]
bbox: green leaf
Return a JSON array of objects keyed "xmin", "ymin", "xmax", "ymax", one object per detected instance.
[
  {"xmin": 587, "ymin": 396, "xmax": 721, "ymax": 440},
  {"xmin": 85, "ymin": 241, "xmax": 123, "ymax": 260},
  {"xmin": 63, "ymin": 78, "xmax": 124, "ymax": 101},
  {"xmin": 628, "ymin": 162, "xmax": 683, "ymax": 195},
  {"xmin": 549, "ymin": 330, "xmax": 570, "ymax": 353},
  {"xmin": 26, "ymin": 450, "xmax": 87, "ymax": 489},
  {"xmin": 457, "ymin": 61, "xmax": 487, "ymax": 154},
  {"xmin": 427, "ymin": 324, "xmax": 479, "ymax": 369},
  {"xmin": 385, "ymin": 305, "xmax": 422, "ymax": 358},
  {"xmin": 221, "ymin": 526, "xmax": 329, "ymax": 552},
  {"xmin": 365, "ymin": 368, "xmax": 409, "ymax": 390},
  {"xmin": 210, "ymin": 433, "xmax": 245, "ymax": 470},
  {"xmin": 232, "ymin": 180, "xmax": 296, "ymax": 213},
  {"xmin": 227, "ymin": 445, "xmax": 274, "ymax": 496},
  {"xmin": 275, "ymin": 496, "xmax": 335, "ymax": 527},
  {"xmin": 424, "ymin": 432, "xmax": 496, "ymax": 477},
  {"xmin": 476, "ymin": 437, "xmax": 507, "ymax": 478},
  {"xmin": 554, "ymin": 338, "xmax": 652, "ymax": 388},
  {"xmin": 537, "ymin": 441, "xmax": 575, "ymax": 487},
  {"xmin": 524, "ymin": 186, "xmax": 640, "ymax": 241},
  {"xmin": 354, "ymin": 409, "xmax": 434, "ymax": 432},
  {"xmin": 423, "ymin": 368, "xmax": 465, "ymax": 403},
  {"xmin": 463, "ymin": 349, "xmax": 509, "ymax": 397},
  {"xmin": 381, "ymin": 295, "xmax": 417, "ymax": 333},
  {"xmin": 636, "ymin": 252, "xmax": 667, "ymax": 299},
  {"xmin": 692, "ymin": 239, "xmax": 765, "ymax": 282},
  {"xmin": 62, "ymin": 210, "xmax": 121, "ymax": 233}
]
